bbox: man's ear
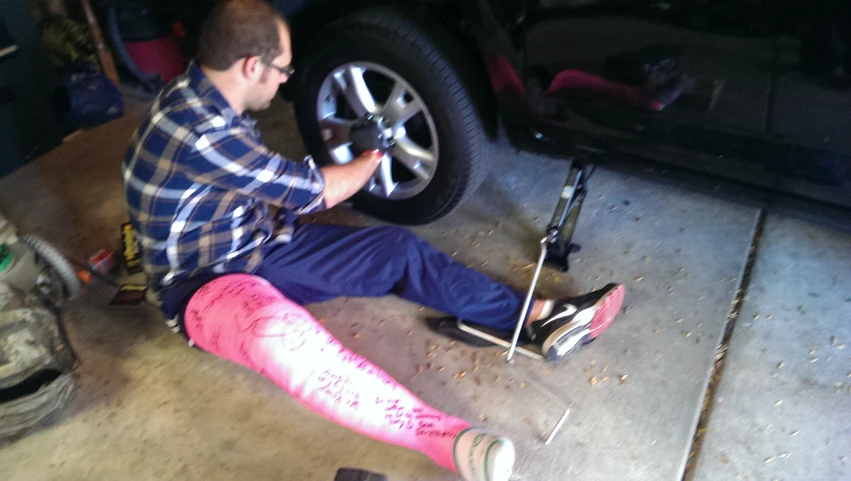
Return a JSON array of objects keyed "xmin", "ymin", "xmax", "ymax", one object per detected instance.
[{"xmin": 241, "ymin": 56, "xmax": 262, "ymax": 81}]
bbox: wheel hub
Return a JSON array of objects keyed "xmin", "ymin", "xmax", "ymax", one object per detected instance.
[
  {"xmin": 350, "ymin": 114, "xmax": 394, "ymax": 155},
  {"xmin": 316, "ymin": 62, "xmax": 440, "ymax": 200}
]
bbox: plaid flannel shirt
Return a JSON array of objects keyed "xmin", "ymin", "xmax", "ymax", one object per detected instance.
[{"xmin": 123, "ymin": 63, "xmax": 326, "ymax": 290}]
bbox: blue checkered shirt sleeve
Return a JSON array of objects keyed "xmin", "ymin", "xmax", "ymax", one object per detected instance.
[{"xmin": 185, "ymin": 127, "xmax": 325, "ymax": 213}]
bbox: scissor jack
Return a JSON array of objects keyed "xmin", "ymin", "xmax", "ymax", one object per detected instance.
[
  {"xmin": 427, "ymin": 156, "xmax": 593, "ymax": 445},
  {"xmin": 428, "ymin": 156, "xmax": 591, "ymax": 362}
]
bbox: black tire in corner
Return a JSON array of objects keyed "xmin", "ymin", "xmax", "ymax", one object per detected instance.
[{"xmin": 293, "ymin": 8, "xmax": 488, "ymax": 225}]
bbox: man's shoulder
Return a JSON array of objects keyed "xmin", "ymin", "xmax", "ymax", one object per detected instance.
[{"xmin": 146, "ymin": 81, "xmax": 231, "ymax": 138}]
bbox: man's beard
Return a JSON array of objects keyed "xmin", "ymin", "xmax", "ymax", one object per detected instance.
[
  {"xmin": 246, "ymin": 94, "xmax": 274, "ymax": 112},
  {"xmin": 247, "ymin": 70, "xmax": 278, "ymax": 112},
  {"xmin": 248, "ymin": 101, "xmax": 272, "ymax": 112}
]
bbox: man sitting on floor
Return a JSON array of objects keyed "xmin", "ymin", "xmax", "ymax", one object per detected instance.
[
  {"xmin": 122, "ymin": 1, "xmax": 624, "ymax": 478},
  {"xmin": 123, "ymin": 0, "xmax": 624, "ymax": 364}
]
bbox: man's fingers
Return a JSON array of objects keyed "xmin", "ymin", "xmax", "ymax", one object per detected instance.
[{"xmin": 362, "ymin": 149, "xmax": 384, "ymax": 164}]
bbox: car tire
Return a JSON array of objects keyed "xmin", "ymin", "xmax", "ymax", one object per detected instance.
[{"xmin": 293, "ymin": 8, "xmax": 488, "ymax": 225}]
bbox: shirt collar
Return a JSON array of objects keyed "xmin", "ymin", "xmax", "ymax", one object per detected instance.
[{"xmin": 187, "ymin": 62, "xmax": 257, "ymax": 129}]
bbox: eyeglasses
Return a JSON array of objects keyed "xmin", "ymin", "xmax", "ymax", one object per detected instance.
[{"xmin": 263, "ymin": 61, "xmax": 295, "ymax": 76}]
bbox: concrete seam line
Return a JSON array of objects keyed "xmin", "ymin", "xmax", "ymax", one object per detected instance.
[{"xmin": 680, "ymin": 208, "xmax": 768, "ymax": 481}]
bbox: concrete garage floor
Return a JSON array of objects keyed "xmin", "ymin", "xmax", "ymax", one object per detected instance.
[{"xmin": 0, "ymin": 98, "xmax": 849, "ymax": 481}]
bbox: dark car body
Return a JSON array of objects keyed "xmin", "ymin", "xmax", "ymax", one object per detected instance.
[{"xmin": 102, "ymin": 0, "xmax": 851, "ymax": 216}]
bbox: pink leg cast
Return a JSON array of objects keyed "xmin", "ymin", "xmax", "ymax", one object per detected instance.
[{"xmin": 183, "ymin": 274, "xmax": 469, "ymax": 472}]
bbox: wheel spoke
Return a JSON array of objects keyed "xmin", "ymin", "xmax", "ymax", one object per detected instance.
[
  {"xmin": 392, "ymin": 136, "xmax": 435, "ymax": 181},
  {"xmin": 387, "ymin": 81, "xmax": 406, "ymax": 105},
  {"xmin": 332, "ymin": 66, "xmax": 376, "ymax": 117},
  {"xmin": 383, "ymin": 82, "xmax": 423, "ymax": 127},
  {"xmin": 330, "ymin": 145, "xmax": 354, "ymax": 164},
  {"xmin": 319, "ymin": 116, "xmax": 355, "ymax": 150},
  {"xmin": 377, "ymin": 154, "xmax": 397, "ymax": 197},
  {"xmin": 396, "ymin": 156, "xmax": 430, "ymax": 181}
]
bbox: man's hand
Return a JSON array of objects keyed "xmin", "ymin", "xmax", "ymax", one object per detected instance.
[{"xmin": 320, "ymin": 150, "xmax": 384, "ymax": 208}]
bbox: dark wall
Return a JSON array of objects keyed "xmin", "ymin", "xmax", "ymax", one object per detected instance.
[{"xmin": 0, "ymin": 0, "xmax": 62, "ymax": 178}]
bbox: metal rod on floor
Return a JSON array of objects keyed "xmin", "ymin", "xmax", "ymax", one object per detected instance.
[
  {"xmin": 457, "ymin": 322, "xmax": 544, "ymax": 361},
  {"xmin": 508, "ymin": 362, "xmax": 567, "ymax": 410},
  {"xmin": 545, "ymin": 408, "xmax": 571, "ymax": 445},
  {"xmin": 509, "ymin": 359, "xmax": 571, "ymax": 446},
  {"xmin": 506, "ymin": 236, "xmax": 549, "ymax": 362}
]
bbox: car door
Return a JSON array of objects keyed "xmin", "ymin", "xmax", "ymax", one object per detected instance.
[{"xmin": 515, "ymin": 0, "xmax": 851, "ymax": 201}]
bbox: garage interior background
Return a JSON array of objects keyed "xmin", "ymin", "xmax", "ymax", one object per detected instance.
[
  {"xmin": 0, "ymin": 0, "xmax": 191, "ymax": 177},
  {"xmin": 1, "ymin": 1, "xmax": 850, "ymax": 480},
  {"xmin": 0, "ymin": 1, "xmax": 64, "ymax": 177}
]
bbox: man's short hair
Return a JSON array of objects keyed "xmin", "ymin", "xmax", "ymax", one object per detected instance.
[{"xmin": 197, "ymin": 0, "xmax": 288, "ymax": 70}]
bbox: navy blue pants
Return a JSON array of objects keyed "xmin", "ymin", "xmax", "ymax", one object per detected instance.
[{"xmin": 251, "ymin": 224, "xmax": 525, "ymax": 331}]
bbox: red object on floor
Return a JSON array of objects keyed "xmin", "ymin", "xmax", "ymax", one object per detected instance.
[
  {"xmin": 87, "ymin": 248, "xmax": 116, "ymax": 275},
  {"xmin": 123, "ymin": 34, "xmax": 185, "ymax": 84}
]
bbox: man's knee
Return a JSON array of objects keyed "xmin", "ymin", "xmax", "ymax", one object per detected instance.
[
  {"xmin": 371, "ymin": 226, "xmax": 421, "ymax": 248},
  {"xmin": 366, "ymin": 226, "xmax": 436, "ymax": 264}
]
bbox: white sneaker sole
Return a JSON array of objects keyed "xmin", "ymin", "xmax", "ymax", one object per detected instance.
[
  {"xmin": 541, "ymin": 309, "xmax": 594, "ymax": 361},
  {"xmin": 541, "ymin": 284, "xmax": 624, "ymax": 361}
]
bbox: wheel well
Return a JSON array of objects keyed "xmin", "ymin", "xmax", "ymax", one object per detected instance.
[{"xmin": 276, "ymin": 0, "xmax": 498, "ymax": 138}]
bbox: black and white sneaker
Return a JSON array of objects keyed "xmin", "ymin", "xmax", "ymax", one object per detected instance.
[{"xmin": 527, "ymin": 284, "xmax": 625, "ymax": 362}]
